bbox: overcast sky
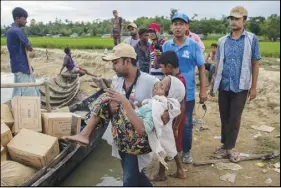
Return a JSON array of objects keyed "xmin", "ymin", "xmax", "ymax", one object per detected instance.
[{"xmin": 1, "ymin": 1, "xmax": 280, "ymax": 26}]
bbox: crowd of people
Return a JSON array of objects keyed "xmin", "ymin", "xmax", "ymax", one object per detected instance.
[{"xmin": 6, "ymin": 5, "xmax": 261, "ymax": 186}]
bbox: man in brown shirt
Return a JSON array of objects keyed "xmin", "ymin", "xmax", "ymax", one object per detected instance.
[{"xmin": 111, "ymin": 10, "xmax": 123, "ymax": 46}]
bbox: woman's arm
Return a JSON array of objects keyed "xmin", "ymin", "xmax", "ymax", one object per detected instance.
[{"xmin": 105, "ymin": 89, "xmax": 145, "ymax": 136}]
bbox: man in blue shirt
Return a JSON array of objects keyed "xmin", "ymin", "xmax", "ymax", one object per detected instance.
[
  {"xmin": 162, "ymin": 13, "xmax": 207, "ymax": 164},
  {"xmin": 213, "ymin": 6, "xmax": 261, "ymax": 162},
  {"xmin": 6, "ymin": 7, "xmax": 39, "ymax": 97}
]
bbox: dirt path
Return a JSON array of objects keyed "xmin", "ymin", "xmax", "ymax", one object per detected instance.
[{"xmin": 1, "ymin": 47, "xmax": 280, "ymax": 186}]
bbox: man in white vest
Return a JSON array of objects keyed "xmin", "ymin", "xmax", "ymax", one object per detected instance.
[{"xmin": 213, "ymin": 6, "xmax": 261, "ymax": 162}]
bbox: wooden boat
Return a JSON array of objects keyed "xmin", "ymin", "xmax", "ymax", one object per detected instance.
[
  {"xmin": 21, "ymin": 89, "xmax": 108, "ymax": 186},
  {"xmin": 39, "ymin": 74, "xmax": 80, "ymax": 109}
]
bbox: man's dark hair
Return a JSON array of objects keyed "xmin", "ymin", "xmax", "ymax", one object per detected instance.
[
  {"xmin": 113, "ymin": 10, "xmax": 117, "ymax": 13},
  {"xmin": 211, "ymin": 43, "xmax": 218, "ymax": 48},
  {"xmin": 159, "ymin": 51, "xmax": 179, "ymax": 68},
  {"xmin": 64, "ymin": 47, "xmax": 70, "ymax": 54},
  {"xmin": 122, "ymin": 57, "xmax": 137, "ymax": 66},
  {"xmin": 138, "ymin": 28, "xmax": 148, "ymax": 36},
  {"xmin": 12, "ymin": 7, "xmax": 28, "ymax": 20}
]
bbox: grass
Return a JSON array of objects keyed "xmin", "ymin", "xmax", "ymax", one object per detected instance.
[{"xmin": 1, "ymin": 37, "xmax": 280, "ymax": 58}]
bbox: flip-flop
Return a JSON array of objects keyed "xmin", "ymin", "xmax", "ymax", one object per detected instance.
[{"xmin": 149, "ymin": 174, "xmax": 168, "ymax": 182}]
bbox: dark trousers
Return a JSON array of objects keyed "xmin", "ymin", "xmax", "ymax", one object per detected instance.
[
  {"xmin": 114, "ymin": 37, "xmax": 121, "ymax": 46},
  {"xmin": 119, "ymin": 151, "xmax": 153, "ymax": 187},
  {"xmin": 218, "ymin": 90, "xmax": 248, "ymax": 150},
  {"xmin": 182, "ymin": 100, "xmax": 195, "ymax": 153}
]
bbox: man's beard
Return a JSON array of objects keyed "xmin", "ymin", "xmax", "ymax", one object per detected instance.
[
  {"xmin": 131, "ymin": 33, "xmax": 137, "ymax": 37},
  {"xmin": 231, "ymin": 25, "xmax": 243, "ymax": 31},
  {"xmin": 116, "ymin": 72, "xmax": 127, "ymax": 77}
]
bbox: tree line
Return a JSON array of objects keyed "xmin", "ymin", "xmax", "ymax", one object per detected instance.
[{"xmin": 1, "ymin": 9, "xmax": 280, "ymax": 41}]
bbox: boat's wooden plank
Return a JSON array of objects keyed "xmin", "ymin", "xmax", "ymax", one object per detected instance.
[{"xmin": 31, "ymin": 144, "xmax": 81, "ymax": 186}]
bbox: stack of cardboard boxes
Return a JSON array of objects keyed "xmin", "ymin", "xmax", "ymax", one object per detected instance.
[{"xmin": 1, "ymin": 96, "xmax": 82, "ymax": 186}]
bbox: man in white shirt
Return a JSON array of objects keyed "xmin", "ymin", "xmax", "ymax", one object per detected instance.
[{"xmin": 123, "ymin": 23, "xmax": 139, "ymax": 48}]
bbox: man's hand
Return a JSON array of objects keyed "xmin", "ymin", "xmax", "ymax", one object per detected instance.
[
  {"xmin": 248, "ymin": 87, "xmax": 257, "ymax": 101},
  {"xmin": 161, "ymin": 111, "xmax": 170, "ymax": 125},
  {"xmin": 105, "ymin": 88, "xmax": 128, "ymax": 105},
  {"xmin": 199, "ymin": 90, "xmax": 208, "ymax": 103},
  {"xmin": 154, "ymin": 49, "xmax": 161, "ymax": 56}
]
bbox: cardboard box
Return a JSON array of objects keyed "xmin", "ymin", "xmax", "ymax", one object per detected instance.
[
  {"xmin": 1, "ymin": 104, "xmax": 14, "ymax": 129},
  {"xmin": 42, "ymin": 113, "xmax": 72, "ymax": 138},
  {"xmin": 12, "ymin": 96, "xmax": 42, "ymax": 133},
  {"xmin": 41, "ymin": 106, "xmax": 70, "ymax": 114},
  {"xmin": 1, "ymin": 123, "xmax": 13, "ymax": 147},
  {"xmin": 7, "ymin": 129, "xmax": 60, "ymax": 169},
  {"xmin": 1, "ymin": 145, "xmax": 8, "ymax": 162},
  {"xmin": 71, "ymin": 113, "xmax": 81, "ymax": 135}
]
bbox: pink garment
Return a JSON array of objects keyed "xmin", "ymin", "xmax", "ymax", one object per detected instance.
[{"xmin": 187, "ymin": 31, "xmax": 205, "ymax": 53}]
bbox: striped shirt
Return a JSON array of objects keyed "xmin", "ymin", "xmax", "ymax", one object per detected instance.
[{"xmin": 150, "ymin": 39, "xmax": 165, "ymax": 80}]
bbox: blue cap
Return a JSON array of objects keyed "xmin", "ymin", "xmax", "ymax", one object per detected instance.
[{"xmin": 171, "ymin": 13, "xmax": 189, "ymax": 23}]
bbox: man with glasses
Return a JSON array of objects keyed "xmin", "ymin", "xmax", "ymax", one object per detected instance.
[{"xmin": 213, "ymin": 6, "xmax": 261, "ymax": 162}]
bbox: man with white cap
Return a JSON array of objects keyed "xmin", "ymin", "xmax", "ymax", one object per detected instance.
[
  {"xmin": 102, "ymin": 43, "xmax": 160, "ymax": 186},
  {"xmin": 124, "ymin": 22, "xmax": 139, "ymax": 48},
  {"xmin": 162, "ymin": 12, "xmax": 207, "ymax": 164},
  {"xmin": 213, "ymin": 6, "xmax": 261, "ymax": 162}
]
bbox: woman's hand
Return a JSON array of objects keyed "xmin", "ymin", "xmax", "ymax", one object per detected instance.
[{"xmin": 105, "ymin": 88, "xmax": 129, "ymax": 105}]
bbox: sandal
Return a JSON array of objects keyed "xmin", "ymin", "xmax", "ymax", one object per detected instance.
[
  {"xmin": 214, "ymin": 145, "xmax": 225, "ymax": 154},
  {"xmin": 225, "ymin": 151, "xmax": 241, "ymax": 163}
]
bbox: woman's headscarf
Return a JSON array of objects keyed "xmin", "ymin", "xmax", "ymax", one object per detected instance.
[{"xmin": 167, "ymin": 75, "xmax": 186, "ymax": 103}]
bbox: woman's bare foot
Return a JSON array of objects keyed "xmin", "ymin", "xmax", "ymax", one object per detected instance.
[
  {"xmin": 61, "ymin": 134, "xmax": 90, "ymax": 145},
  {"xmin": 168, "ymin": 169, "xmax": 187, "ymax": 179}
]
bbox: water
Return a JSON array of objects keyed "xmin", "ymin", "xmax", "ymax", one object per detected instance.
[
  {"xmin": 60, "ymin": 139, "xmax": 122, "ymax": 186},
  {"xmin": 1, "ymin": 72, "xmax": 45, "ymax": 104},
  {"xmin": 1, "ymin": 72, "xmax": 123, "ymax": 186}
]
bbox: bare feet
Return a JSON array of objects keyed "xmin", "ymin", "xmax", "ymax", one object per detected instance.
[
  {"xmin": 168, "ymin": 169, "xmax": 187, "ymax": 179},
  {"xmin": 149, "ymin": 174, "xmax": 167, "ymax": 182},
  {"xmin": 61, "ymin": 134, "xmax": 90, "ymax": 145}
]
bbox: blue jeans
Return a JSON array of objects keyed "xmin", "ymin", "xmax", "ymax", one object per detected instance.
[
  {"xmin": 119, "ymin": 151, "xmax": 153, "ymax": 187},
  {"xmin": 182, "ymin": 100, "xmax": 195, "ymax": 153}
]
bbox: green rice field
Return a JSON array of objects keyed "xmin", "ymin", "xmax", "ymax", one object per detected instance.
[{"xmin": 1, "ymin": 37, "xmax": 280, "ymax": 58}]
